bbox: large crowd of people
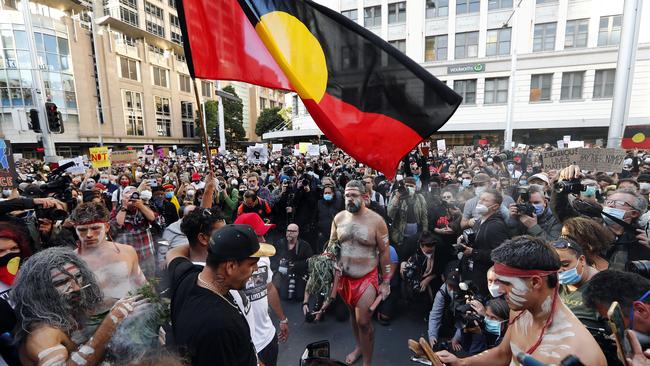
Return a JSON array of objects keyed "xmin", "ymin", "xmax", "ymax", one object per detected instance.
[{"xmin": 0, "ymin": 143, "xmax": 649, "ymax": 366}]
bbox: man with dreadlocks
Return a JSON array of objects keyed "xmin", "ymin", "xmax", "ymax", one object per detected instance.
[
  {"xmin": 328, "ymin": 180, "xmax": 391, "ymax": 366},
  {"xmin": 70, "ymin": 202, "xmax": 146, "ymax": 314},
  {"xmin": 11, "ymin": 247, "xmax": 141, "ymax": 366},
  {"xmin": 436, "ymin": 236, "xmax": 606, "ymax": 366}
]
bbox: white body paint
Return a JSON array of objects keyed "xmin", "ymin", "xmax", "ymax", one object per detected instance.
[
  {"xmin": 71, "ymin": 352, "xmax": 87, "ymax": 365},
  {"xmin": 41, "ymin": 354, "xmax": 66, "ymax": 366},
  {"xmin": 496, "ymin": 274, "xmax": 530, "ymax": 307},
  {"xmin": 93, "ymin": 262, "xmax": 134, "ymax": 300},
  {"xmin": 515, "ymin": 311, "xmax": 533, "ymax": 337},
  {"xmin": 79, "ymin": 345, "xmax": 94, "ymax": 356},
  {"xmin": 37, "ymin": 345, "xmax": 66, "ymax": 360},
  {"xmin": 540, "ymin": 296, "xmax": 552, "ymax": 315}
]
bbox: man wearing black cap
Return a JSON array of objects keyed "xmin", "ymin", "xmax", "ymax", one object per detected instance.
[{"xmin": 167, "ymin": 224, "xmax": 276, "ymax": 366}]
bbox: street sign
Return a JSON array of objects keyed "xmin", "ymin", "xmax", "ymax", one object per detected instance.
[{"xmin": 447, "ymin": 63, "xmax": 485, "ymax": 74}]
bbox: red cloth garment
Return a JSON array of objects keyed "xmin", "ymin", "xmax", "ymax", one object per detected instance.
[{"xmin": 338, "ymin": 268, "xmax": 379, "ymax": 308}]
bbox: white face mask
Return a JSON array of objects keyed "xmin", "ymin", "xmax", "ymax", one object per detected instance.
[
  {"xmin": 475, "ymin": 203, "xmax": 489, "ymax": 216},
  {"xmin": 424, "ymin": 251, "xmax": 433, "ymax": 259},
  {"xmin": 475, "ymin": 186, "xmax": 486, "ymax": 197},
  {"xmin": 488, "ymin": 284, "xmax": 503, "ymax": 298}
]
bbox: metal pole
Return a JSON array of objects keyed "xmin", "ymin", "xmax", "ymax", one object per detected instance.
[
  {"xmin": 503, "ymin": 0, "xmax": 521, "ymax": 151},
  {"xmin": 21, "ymin": 0, "xmax": 59, "ymax": 162},
  {"xmin": 607, "ymin": 0, "xmax": 642, "ymax": 148},
  {"xmin": 192, "ymin": 78, "xmax": 214, "ymax": 173},
  {"xmin": 217, "ymin": 80, "xmax": 226, "ymax": 153},
  {"xmin": 90, "ymin": 0, "xmax": 104, "ymax": 146}
]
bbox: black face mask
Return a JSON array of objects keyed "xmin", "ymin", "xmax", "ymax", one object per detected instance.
[{"xmin": 0, "ymin": 252, "xmax": 19, "ymax": 267}]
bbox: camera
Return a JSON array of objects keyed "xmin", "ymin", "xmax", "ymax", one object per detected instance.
[
  {"xmin": 453, "ymin": 281, "xmax": 483, "ymax": 332},
  {"xmin": 35, "ymin": 206, "xmax": 68, "ymax": 221},
  {"xmin": 462, "ymin": 228, "xmax": 476, "ymax": 245},
  {"xmin": 516, "ymin": 185, "xmax": 530, "ymax": 202},
  {"xmin": 627, "ymin": 260, "xmax": 650, "ymax": 279},
  {"xmin": 396, "ymin": 181, "xmax": 408, "ymax": 196},
  {"xmin": 516, "ymin": 203, "xmax": 536, "ymax": 217},
  {"xmin": 129, "ymin": 192, "xmax": 140, "ymax": 201},
  {"xmin": 403, "ymin": 262, "xmax": 421, "ymax": 293},
  {"xmin": 555, "ymin": 179, "xmax": 586, "ymax": 195}
]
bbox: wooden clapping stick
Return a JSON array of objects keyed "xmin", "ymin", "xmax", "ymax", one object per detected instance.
[{"xmin": 418, "ymin": 337, "xmax": 444, "ymax": 366}]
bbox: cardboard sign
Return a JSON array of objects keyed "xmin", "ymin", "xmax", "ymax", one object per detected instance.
[
  {"xmin": 436, "ymin": 139, "xmax": 446, "ymax": 152},
  {"xmin": 157, "ymin": 148, "xmax": 165, "ymax": 159},
  {"xmin": 307, "ymin": 144, "xmax": 320, "ymax": 156},
  {"xmin": 568, "ymin": 141, "xmax": 584, "ymax": 148},
  {"xmin": 89, "ymin": 146, "xmax": 111, "ymax": 168},
  {"xmin": 293, "ymin": 148, "xmax": 301, "ymax": 156},
  {"xmin": 298, "ymin": 143, "xmax": 310, "ymax": 154},
  {"xmin": 272, "ymin": 144, "xmax": 283, "ymax": 152},
  {"xmin": 246, "ymin": 146, "xmax": 269, "ymax": 164},
  {"xmin": 556, "ymin": 140, "xmax": 565, "ymax": 149},
  {"xmin": 111, "ymin": 150, "xmax": 138, "ymax": 165},
  {"xmin": 319, "ymin": 145, "xmax": 329, "ymax": 155},
  {"xmin": 59, "ymin": 157, "xmax": 86, "ymax": 174},
  {"xmin": 542, "ymin": 148, "xmax": 626, "ymax": 172},
  {"xmin": 143, "ymin": 144, "xmax": 154, "ymax": 157},
  {"xmin": 210, "ymin": 149, "xmax": 218, "ymax": 156},
  {"xmin": 453, "ymin": 146, "xmax": 474, "ymax": 155},
  {"xmin": 0, "ymin": 140, "xmax": 17, "ymax": 189}
]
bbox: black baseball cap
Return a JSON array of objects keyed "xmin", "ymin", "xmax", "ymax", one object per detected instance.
[{"xmin": 207, "ymin": 224, "xmax": 275, "ymax": 262}]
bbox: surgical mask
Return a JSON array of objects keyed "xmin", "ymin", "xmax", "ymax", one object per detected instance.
[
  {"xmin": 639, "ymin": 182, "xmax": 650, "ymax": 192},
  {"xmin": 488, "ymin": 284, "xmax": 503, "ymax": 298},
  {"xmin": 507, "ymin": 164, "xmax": 514, "ymax": 172},
  {"xmin": 323, "ymin": 193, "xmax": 333, "ymax": 201},
  {"xmin": 165, "ymin": 192, "xmax": 173, "ymax": 199},
  {"xmin": 519, "ymin": 180, "xmax": 527, "ymax": 186},
  {"xmin": 558, "ymin": 264, "xmax": 582, "ymax": 285},
  {"xmin": 484, "ymin": 318, "xmax": 504, "ymax": 335},
  {"xmin": 462, "ymin": 179, "xmax": 471, "ymax": 188},
  {"xmin": 582, "ymin": 186, "xmax": 597, "ymax": 197},
  {"xmin": 533, "ymin": 203, "xmax": 545, "ymax": 216},
  {"xmin": 407, "ymin": 187, "xmax": 416, "ymax": 196},
  {"xmin": 475, "ymin": 204, "xmax": 489, "ymax": 216},
  {"xmin": 602, "ymin": 206, "xmax": 626, "ymax": 226},
  {"xmin": 269, "ymin": 175, "xmax": 276, "ymax": 182},
  {"xmin": 231, "ymin": 179, "xmax": 239, "ymax": 186},
  {"xmin": 487, "ymin": 158, "xmax": 493, "ymax": 164},
  {"xmin": 140, "ymin": 190, "xmax": 152, "ymax": 201},
  {"xmin": 86, "ymin": 181, "xmax": 95, "ymax": 189},
  {"xmin": 100, "ymin": 179, "xmax": 109, "ymax": 185},
  {"xmin": 2, "ymin": 189, "xmax": 11, "ymax": 197},
  {"xmin": 187, "ymin": 190, "xmax": 196, "ymax": 198},
  {"xmin": 475, "ymin": 186, "xmax": 486, "ymax": 197}
]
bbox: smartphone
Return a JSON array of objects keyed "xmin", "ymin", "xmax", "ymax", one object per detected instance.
[
  {"xmin": 608, "ymin": 301, "xmax": 632, "ymax": 363},
  {"xmin": 148, "ymin": 178, "xmax": 158, "ymax": 187}
]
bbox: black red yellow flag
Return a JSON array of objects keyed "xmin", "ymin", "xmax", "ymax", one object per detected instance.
[
  {"xmin": 177, "ymin": 0, "xmax": 462, "ymax": 177},
  {"xmin": 622, "ymin": 125, "xmax": 650, "ymax": 149}
]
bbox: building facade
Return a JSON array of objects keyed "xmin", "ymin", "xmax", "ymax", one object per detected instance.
[{"xmin": 285, "ymin": 0, "xmax": 650, "ymax": 146}]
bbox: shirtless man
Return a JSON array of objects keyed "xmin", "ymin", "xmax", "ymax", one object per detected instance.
[
  {"xmin": 327, "ymin": 180, "xmax": 391, "ymax": 366},
  {"xmin": 11, "ymin": 247, "xmax": 141, "ymax": 366},
  {"xmin": 70, "ymin": 202, "xmax": 146, "ymax": 313},
  {"xmin": 437, "ymin": 236, "xmax": 606, "ymax": 366}
]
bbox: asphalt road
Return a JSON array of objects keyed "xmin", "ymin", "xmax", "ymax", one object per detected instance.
[{"xmin": 275, "ymin": 299, "xmax": 430, "ymax": 366}]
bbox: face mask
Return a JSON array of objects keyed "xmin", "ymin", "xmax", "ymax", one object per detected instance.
[
  {"xmin": 165, "ymin": 192, "xmax": 173, "ymax": 199},
  {"xmin": 558, "ymin": 263, "xmax": 583, "ymax": 285},
  {"xmin": 488, "ymin": 284, "xmax": 503, "ymax": 298},
  {"xmin": 475, "ymin": 203, "xmax": 489, "ymax": 216},
  {"xmin": 140, "ymin": 190, "xmax": 152, "ymax": 201},
  {"xmin": 533, "ymin": 203, "xmax": 545, "ymax": 216},
  {"xmin": 187, "ymin": 190, "xmax": 196, "ymax": 198},
  {"xmin": 0, "ymin": 253, "xmax": 20, "ymax": 286},
  {"xmin": 582, "ymin": 186, "xmax": 597, "ymax": 197},
  {"xmin": 484, "ymin": 318, "xmax": 504, "ymax": 336},
  {"xmin": 475, "ymin": 186, "xmax": 486, "ymax": 197},
  {"xmin": 462, "ymin": 179, "xmax": 471, "ymax": 188},
  {"xmin": 487, "ymin": 158, "xmax": 493, "ymax": 164},
  {"xmin": 100, "ymin": 179, "xmax": 109, "ymax": 185},
  {"xmin": 2, "ymin": 189, "xmax": 11, "ymax": 197},
  {"xmin": 231, "ymin": 179, "xmax": 239, "ymax": 186},
  {"xmin": 640, "ymin": 182, "xmax": 650, "ymax": 191},
  {"xmin": 507, "ymin": 164, "xmax": 514, "ymax": 172},
  {"xmin": 407, "ymin": 187, "xmax": 416, "ymax": 196},
  {"xmin": 424, "ymin": 251, "xmax": 433, "ymax": 259},
  {"xmin": 120, "ymin": 181, "xmax": 129, "ymax": 187},
  {"xmin": 602, "ymin": 206, "xmax": 627, "ymax": 226},
  {"xmin": 323, "ymin": 193, "xmax": 333, "ymax": 201},
  {"xmin": 269, "ymin": 175, "xmax": 276, "ymax": 182},
  {"xmin": 519, "ymin": 180, "xmax": 527, "ymax": 186}
]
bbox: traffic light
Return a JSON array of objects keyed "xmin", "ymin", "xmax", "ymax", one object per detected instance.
[
  {"xmin": 45, "ymin": 102, "xmax": 63, "ymax": 133},
  {"xmin": 29, "ymin": 109, "xmax": 41, "ymax": 133}
]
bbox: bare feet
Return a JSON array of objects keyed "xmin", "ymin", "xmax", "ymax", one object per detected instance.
[{"xmin": 345, "ymin": 347, "xmax": 362, "ymax": 365}]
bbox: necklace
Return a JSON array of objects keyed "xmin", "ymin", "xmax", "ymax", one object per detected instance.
[{"xmin": 197, "ymin": 273, "xmax": 240, "ymax": 312}]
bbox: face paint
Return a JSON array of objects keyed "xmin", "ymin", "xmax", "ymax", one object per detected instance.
[{"xmin": 497, "ymin": 274, "xmax": 530, "ymax": 308}]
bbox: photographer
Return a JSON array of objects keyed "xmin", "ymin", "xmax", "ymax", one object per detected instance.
[
  {"xmin": 400, "ymin": 231, "xmax": 445, "ymax": 310},
  {"xmin": 461, "ymin": 173, "xmax": 514, "ymax": 230},
  {"xmin": 387, "ymin": 177, "xmax": 428, "ymax": 257},
  {"xmin": 428, "ymin": 271, "xmax": 463, "ymax": 351},
  {"xmin": 293, "ymin": 174, "xmax": 319, "ymax": 251},
  {"xmin": 507, "ymin": 184, "xmax": 561, "ymax": 241},
  {"xmin": 271, "ymin": 224, "xmax": 313, "ymax": 301},
  {"xmin": 457, "ymin": 189, "xmax": 510, "ymax": 297},
  {"xmin": 271, "ymin": 178, "xmax": 294, "ymax": 235}
]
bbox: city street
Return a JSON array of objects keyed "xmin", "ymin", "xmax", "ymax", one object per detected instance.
[{"xmin": 276, "ymin": 299, "xmax": 429, "ymax": 366}]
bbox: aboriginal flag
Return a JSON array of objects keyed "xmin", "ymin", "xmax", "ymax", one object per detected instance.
[
  {"xmin": 622, "ymin": 125, "xmax": 650, "ymax": 149},
  {"xmin": 177, "ymin": 0, "xmax": 462, "ymax": 177}
]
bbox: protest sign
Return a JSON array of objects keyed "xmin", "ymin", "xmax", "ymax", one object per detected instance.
[
  {"xmin": 436, "ymin": 139, "xmax": 446, "ymax": 152},
  {"xmin": 307, "ymin": 144, "xmax": 320, "ymax": 156},
  {"xmin": 319, "ymin": 145, "xmax": 329, "ymax": 155},
  {"xmin": 542, "ymin": 148, "xmax": 626, "ymax": 172},
  {"xmin": 13, "ymin": 153, "xmax": 23, "ymax": 161},
  {"xmin": 59, "ymin": 157, "xmax": 86, "ymax": 174},
  {"xmin": 0, "ymin": 140, "xmax": 17, "ymax": 189},
  {"xmin": 568, "ymin": 141, "xmax": 584, "ymax": 148},
  {"xmin": 453, "ymin": 146, "xmax": 473, "ymax": 155},
  {"xmin": 293, "ymin": 148, "xmax": 301, "ymax": 156},
  {"xmin": 210, "ymin": 148, "xmax": 218, "ymax": 156},
  {"xmin": 272, "ymin": 144, "xmax": 283, "ymax": 152},
  {"xmin": 143, "ymin": 145, "xmax": 154, "ymax": 158},
  {"xmin": 89, "ymin": 147, "xmax": 111, "ymax": 168},
  {"xmin": 556, "ymin": 140, "xmax": 565, "ymax": 149},
  {"xmin": 246, "ymin": 146, "xmax": 269, "ymax": 164},
  {"xmin": 111, "ymin": 150, "xmax": 138, "ymax": 166},
  {"xmin": 563, "ymin": 135, "xmax": 571, "ymax": 143},
  {"xmin": 298, "ymin": 143, "xmax": 310, "ymax": 154}
]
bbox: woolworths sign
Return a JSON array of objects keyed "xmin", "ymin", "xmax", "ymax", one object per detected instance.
[{"xmin": 447, "ymin": 63, "xmax": 486, "ymax": 74}]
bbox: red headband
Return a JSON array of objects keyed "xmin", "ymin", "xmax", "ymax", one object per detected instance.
[
  {"xmin": 493, "ymin": 262, "xmax": 557, "ymax": 278},
  {"xmin": 74, "ymin": 220, "xmax": 107, "ymax": 226}
]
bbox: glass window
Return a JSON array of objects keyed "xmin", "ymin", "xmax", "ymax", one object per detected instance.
[
  {"xmin": 598, "ymin": 15, "xmax": 622, "ymax": 46},
  {"xmin": 260, "ymin": 97, "xmax": 266, "ymax": 109},
  {"xmin": 364, "ymin": 6, "xmax": 381, "ymax": 27},
  {"xmin": 34, "ymin": 32, "xmax": 44, "ymax": 51},
  {"xmin": 453, "ymin": 79, "xmax": 477, "ymax": 104},
  {"xmin": 20, "ymin": 70, "xmax": 32, "ymax": 88},
  {"xmin": 342, "ymin": 9, "xmax": 358, "ymax": 21},
  {"xmin": 560, "ymin": 71, "xmax": 584, "ymax": 100},
  {"xmin": 486, "ymin": 28, "xmax": 511, "ymax": 56},
  {"xmin": 46, "ymin": 53, "xmax": 60, "ymax": 71},
  {"xmin": 425, "ymin": 35, "xmax": 447, "ymax": 61},
  {"xmin": 120, "ymin": 57, "xmax": 138, "ymax": 80},
  {"xmin": 155, "ymin": 96, "xmax": 171, "ymax": 137},
  {"xmin": 536, "ymin": 0, "xmax": 558, "ymax": 3},
  {"xmin": 533, "ymin": 22, "xmax": 556, "ymax": 52},
  {"xmin": 152, "ymin": 66, "xmax": 168, "ymax": 87},
  {"xmin": 565, "ymin": 19, "xmax": 589, "ymax": 48},
  {"xmin": 457, "ymin": 0, "xmax": 480, "ymax": 15},
  {"xmin": 389, "ymin": 39, "xmax": 406, "ymax": 53},
  {"xmin": 57, "ymin": 37, "xmax": 69, "ymax": 55},
  {"xmin": 13, "ymin": 30, "xmax": 28, "ymax": 49},
  {"xmin": 1, "ymin": 30, "xmax": 14, "ymax": 49},
  {"xmin": 123, "ymin": 90, "xmax": 144, "ymax": 136},
  {"xmin": 426, "ymin": 0, "xmax": 448, "ymax": 17},
  {"xmin": 16, "ymin": 50, "xmax": 31, "ymax": 69},
  {"xmin": 593, "ymin": 69, "xmax": 615, "ymax": 98},
  {"xmin": 120, "ymin": 7, "xmax": 139, "ymax": 27},
  {"xmin": 530, "ymin": 73, "xmax": 553, "ymax": 102},
  {"xmin": 181, "ymin": 101, "xmax": 195, "ymax": 138},
  {"xmin": 388, "ymin": 2, "xmax": 406, "ymax": 24},
  {"xmin": 488, "ymin": 0, "xmax": 512, "ymax": 10},
  {"xmin": 43, "ymin": 34, "xmax": 57, "ymax": 52},
  {"xmin": 201, "ymin": 80, "xmax": 212, "ymax": 97},
  {"xmin": 455, "ymin": 31, "xmax": 479, "ymax": 59},
  {"xmin": 484, "ymin": 77, "xmax": 509, "ymax": 104},
  {"xmin": 179, "ymin": 74, "xmax": 191, "ymax": 93}
]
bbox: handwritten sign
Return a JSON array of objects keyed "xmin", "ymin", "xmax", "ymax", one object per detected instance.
[
  {"xmin": 0, "ymin": 140, "xmax": 17, "ymax": 189},
  {"xmin": 89, "ymin": 146, "xmax": 111, "ymax": 168},
  {"xmin": 453, "ymin": 146, "xmax": 474, "ymax": 155},
  {"xmin": 436, "ymin": 139, "xmax": 446, "ymax": 152},
  {"xmin": 298, "ymin": 143, "xmax": 310, "ymax": 154},
  {"xmin": 59, "ymin": 157, "xmax": 86, "ymax": 174},
  {"xmin": 143, "ymin": 144, "xmax": 154, "ymax": 158},
  {"xmin": 111, "ymin": 150, "xmax": 138, "ymax": 166},
  {"xmin": 307, "ymin": 144, "xmax": 320, "ymax": 156},
  {"xmin": 542, "ymin": 148, "xmax": 626, "ymax": 172},
  {"xmin": 272, "ymin": 144, "xmax": 283, "ymax": 152}
]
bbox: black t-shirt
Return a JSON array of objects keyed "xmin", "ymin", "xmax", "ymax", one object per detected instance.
[{"xmin": 169, "ymin": 257, "xmax": 257, "ymax": 366}]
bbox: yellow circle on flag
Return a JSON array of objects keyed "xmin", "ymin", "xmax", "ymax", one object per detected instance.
[
  {"xmin": 632, "ymin": 132, "xmax": 646, "ymax": 143},
  {"xmin": 7, "ymin": 256, "xmax": 20, "ymax": 275},
  {"xmin": 256, "ymin": 12, "xmax": 328, "ymax": 102}
]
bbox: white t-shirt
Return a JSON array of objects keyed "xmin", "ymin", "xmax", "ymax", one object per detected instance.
[{"xmin": 0, "ymin": 281, "xmax": 11, "ymax": 307}]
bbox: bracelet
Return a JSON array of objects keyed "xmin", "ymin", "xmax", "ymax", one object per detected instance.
[{"xmin": 279, "ymin": 317, "xmax": 289, "ymax": 324}]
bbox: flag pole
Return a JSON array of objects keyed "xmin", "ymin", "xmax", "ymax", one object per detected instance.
[{"xmin": 192, "ymin": 78, "xmax": 214, "ymax": 174}]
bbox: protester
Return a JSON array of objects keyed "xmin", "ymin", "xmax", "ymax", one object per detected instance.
[{"xmin": 387, "ymin": 177, "xmax": 428, "ymax": 256}]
